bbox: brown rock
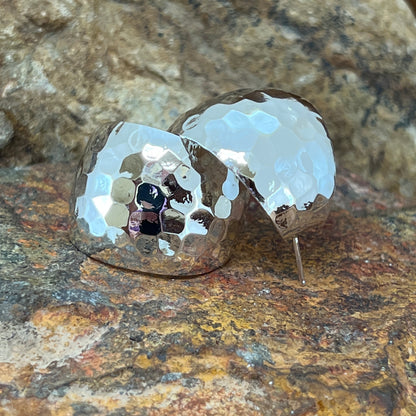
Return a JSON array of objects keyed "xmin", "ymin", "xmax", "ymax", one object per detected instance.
[
  {"xmin": 14, "ymin": 0, "xmax": 77, "ymax": 30},
  {"xmin": 0, "ymin": 163, "xmax": 415, "ymax": 414},
  {"xmin": 0, "ymin": 0, "xmax": 415, "ymax": 201}
]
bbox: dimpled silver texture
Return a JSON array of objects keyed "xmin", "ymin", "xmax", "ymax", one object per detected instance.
[
  {"xmin": 169, "ymin": 89, "xmax": 336, "ymax": 239},
  {"xmin": 70, "ymin": 122, "xmax": 247, "ymax": 276}
]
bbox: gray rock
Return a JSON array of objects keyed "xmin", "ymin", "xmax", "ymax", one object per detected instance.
[
  {"xmin": 0, "ymin": 0, "xmax": 415, "ymax": 199},
  {"xmin": 0, "ymin": 111, "xmax": 14, "ymax": 149}
]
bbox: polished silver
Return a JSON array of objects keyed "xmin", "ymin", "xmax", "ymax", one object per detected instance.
[
  {"xmin": 170, "ymin": 89, "xmax": 336, "ymax": 281},
  {"xmin": 70, "ymin": 88, "xmax": 335, "ymax": 281},
  {"xmin": 70, "ymin": 122, "xmax": 247, "ymax": 276},
  {"xmin": 293, "ymin": 237, "xmax": 305, "ymax": 285}
]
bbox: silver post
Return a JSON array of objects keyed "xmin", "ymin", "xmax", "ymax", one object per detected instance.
[{"xmin": 292, "ymin": 236, "xmax": 305, "ymax": 285}]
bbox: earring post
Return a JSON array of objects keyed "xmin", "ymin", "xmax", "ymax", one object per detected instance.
[{"xmin": 292, "ymin": 236, "xmax": 306, "ymax": 284}]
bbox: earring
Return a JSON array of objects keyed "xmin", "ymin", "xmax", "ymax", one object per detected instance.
[
  {"xmin": 169, "ymin": 88, "xmax": 336, "ymax": 284},
  {"xmin": 70, "ymin": 122, "xmax": 248, "ymax": 276},
  {"xmin": 70, "ymin": 89, "xmax": 335, "ymax": 282}
]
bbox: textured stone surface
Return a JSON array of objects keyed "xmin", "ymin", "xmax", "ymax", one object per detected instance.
[
  {"xmin": 408, "ymin": 0, "xmax": 416, "ymax": 15},
  {"xmin": 0, "ymin": 163, "xmax": 415, "ymax": 415},
  {"xmin": 0, "ymin": 0, "xmax": 415, "ymax": 199},
  {"xmin": 0, "ymin": 111, "xmax": 14, "ymax": 150}
]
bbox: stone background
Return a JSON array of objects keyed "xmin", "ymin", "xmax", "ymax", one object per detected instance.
[
  {"xmin": 408, "ymin": 0, "xmax": 416, "ymax": 14},
  {"xmin": 1, "ymin": 1, "xmax": 416, "ymax": 415},
  {"xmin": 0, "ymin": 163, "xmax": 415, "ymax": 415},
  {"xmin": 0, "ymin": 0, "xmax": 416, "ymax": 200}
]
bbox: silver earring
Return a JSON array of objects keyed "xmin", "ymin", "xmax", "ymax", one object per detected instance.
[
  {"xmin": 70, "ymin": 89, "xmax": 335, "ymax": 282},
  {"xmin": 70, "ymin": 122, "xmax": 248, "ymax": 276},
  {"xmin": 169, "ymin": 88, "xmax": 336, "ymax": 284}
]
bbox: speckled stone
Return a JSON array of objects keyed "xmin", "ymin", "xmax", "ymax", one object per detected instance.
[
  {"xmin": 0, "ymin": 0, "xmax": 415, "ymax": 200},
  {"xmin": 0, "ymin": 163, "xmax": 415, "ymax": 415},
  {"xmin": 0, "ymin": 111, "xmax": 14, "ymax": 149}
]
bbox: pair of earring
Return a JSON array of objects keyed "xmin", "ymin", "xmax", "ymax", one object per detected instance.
[{"xmin": 70, "ymin": 88, "xmax": 336, "ymax": 283}]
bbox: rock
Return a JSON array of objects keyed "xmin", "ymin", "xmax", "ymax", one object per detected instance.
[
  {"xmin": 0, "ymin": 111, "xmax": 14, "ymax": 149},
  {"xmin": 14, "ymin": 0, "xmax": 77, "ymax": 30},
  {"xmin": 0, "ymin": 163, "xmax": 415, "ymax": 414},
  {"xmin": 0, "ymin": 0, "xmax": 415, "ymax": 200}
]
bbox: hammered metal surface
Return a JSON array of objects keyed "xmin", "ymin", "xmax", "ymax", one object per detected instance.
[
  {"xmin": 70, "ymin": 122, "xmax": 247, "ymax": 276},
  {"xmin": 71, "ymin": 89, "xmax": 336, "ymax": 275},
  {"xmin": 169, "ymin": 89, "xmax": 336, "ymax": 239}
]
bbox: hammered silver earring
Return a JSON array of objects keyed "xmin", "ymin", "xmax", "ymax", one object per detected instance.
[
  {"xmin": 70, "ymin": 123, "xmax": 248, "ymax": 276},
  {"xmin": 70, "ymin": 88, "xmax": 336, "ymax": 282}
]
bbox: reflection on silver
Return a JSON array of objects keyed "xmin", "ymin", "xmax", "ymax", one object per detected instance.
[
  {"xmin": 70, "ymin": 122, "xmax": 247, "ymax": 276},
  {"xmin": 70, "ymin": 88, "xmax": 336, "ymax": 281},
  {"xmin": 170, "ymin": 89, "xmax": 336, "ymax": 282}
]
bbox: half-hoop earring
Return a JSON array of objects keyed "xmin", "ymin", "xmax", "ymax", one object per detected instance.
[
  {"xmin": 70, "ymin": 122, "xmax": 248, "ymax": 276},
  {"xmin": 70, "ymin": 88, "xmax": 336, "ymax": 283},
  {"xmin": 169, "ymin": 88, "xmax": 336, "ymax": 283}
]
